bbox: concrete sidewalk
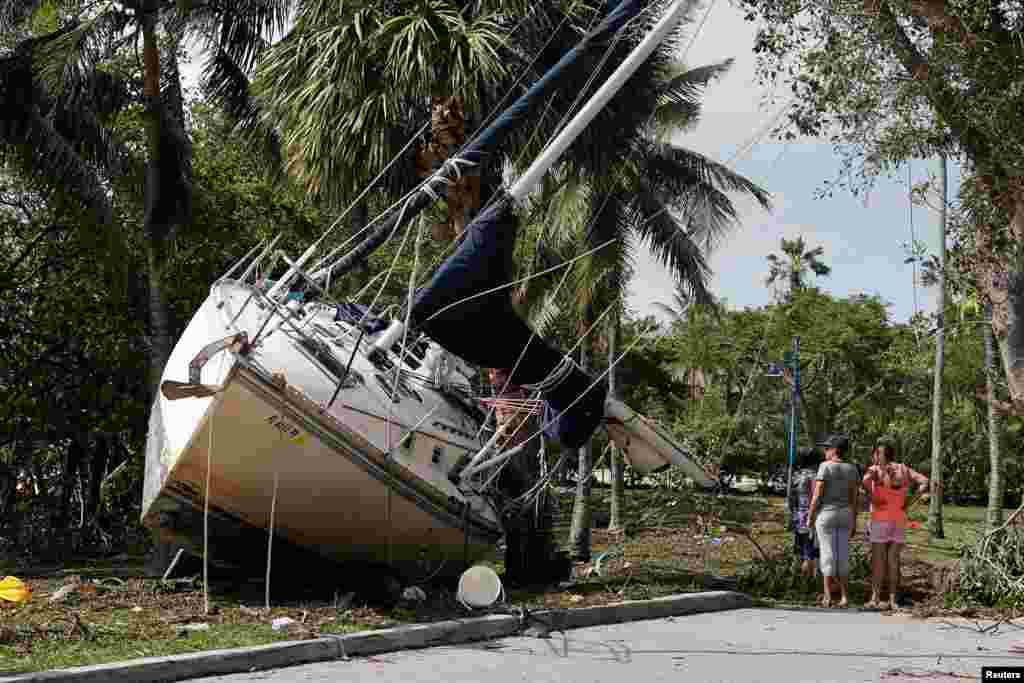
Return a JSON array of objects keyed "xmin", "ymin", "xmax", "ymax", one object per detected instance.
[
  {"xmin": 0, "ymin": 591, "xmax": 752, "ymax": 683},
  {"xmin": 204, "ymin": 607, "xmax": 1024, "ymax": 683}
]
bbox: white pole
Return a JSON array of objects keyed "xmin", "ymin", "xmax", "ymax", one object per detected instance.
[
  {"xmin": 509, "ymin": 0, "xmax": 694, "ymax": 203},
  {"xmin": 266, "ymin": 241, "xmax": 319, "ymax": 300}
]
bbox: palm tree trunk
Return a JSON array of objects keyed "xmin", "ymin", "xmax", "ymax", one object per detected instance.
[
  {"xmin": 417, "ymin": 96, "xmax": 478, "ymax": 241},
  {"xmin": 141, "ymin": 6, "xmax": 192, "ymax": 573},
  {"xmin": 928, "ymin": 154, "xmax": 947, "ymax": 541},
  {"xmin": 985, "ymin": 303, "xmax": 1003, "ymax": 531},
  {"xmin": 569, "ymin": 344, "xmax": 593, "ymax": 562},
  {"xmin": 608, "ymin": 312, "xmax": 624, "ymax": 532}
]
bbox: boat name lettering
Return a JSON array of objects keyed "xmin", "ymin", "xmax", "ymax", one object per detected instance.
[{"xmin": 266, "ymin": 414, "xmax": 302, "ymax": 440}]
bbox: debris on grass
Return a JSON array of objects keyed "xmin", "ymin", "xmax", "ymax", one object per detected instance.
[{"xmin": 0, "ymin": 490, "xmax": 987, "ymax": 674}]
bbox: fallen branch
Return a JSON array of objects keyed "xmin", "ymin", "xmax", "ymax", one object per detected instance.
[{"xmin": 726, "ymin": 525, "xmax": 768, "ymax": 561}]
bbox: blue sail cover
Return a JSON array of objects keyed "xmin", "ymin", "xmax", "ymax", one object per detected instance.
[
  {"xmin": 410, "ymin": 193, "xmax": 606, "ymax": 450},
  {"xmin": 334, "ymin": 302, "xmax": 389, "ymax": 335}
]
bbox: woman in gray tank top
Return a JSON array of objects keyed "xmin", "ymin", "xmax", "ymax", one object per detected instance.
[{"xmin": 808, "ymin": 434, "xmax": 860, "ymax": 608}]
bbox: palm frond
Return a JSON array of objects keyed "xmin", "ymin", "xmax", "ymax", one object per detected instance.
[
  {"xmin": 185, "ymin": 0, "xmax": 297, "ymax": 74},
  {"xmin": 203, "ymin": 48, "xmax": 281, "ymax": 170},
  {"xmin": 0, "ymin": 0, "xmax": 47, "ymax": 33},
  {"xmin": 638, "ymin": 140, "xmax": 770, "ymax": 251},
  {"xmin": 649, "ymin": 59, "xmax": 733, "ymax": 138},
  {"xmin": 1, "ymin": 36, "xmax": 125, "ymax": 204},
  {"xmin": 33, "ymin": 7, "xmax": 129, "ymax": 95},
  {"xmin": 2, "ymin": 108, "xmax": 114, "ymax": 226},
  {"xmin": 573, "ymin": 190, "xmax": 631, "ymax": 322},
  {"xmin": 630, "ymin": 190, "xmax": 712, "ymax": 307}
]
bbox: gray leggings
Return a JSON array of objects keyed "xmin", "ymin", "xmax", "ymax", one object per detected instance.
[{"xmin": 815, "ymin": 508, "xmax": 853, "ymax": 577}]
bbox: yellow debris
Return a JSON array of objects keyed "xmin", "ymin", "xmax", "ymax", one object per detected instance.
[{"xmin": 0, "ymin": 576, "xmax": 30, "ymax": 604}]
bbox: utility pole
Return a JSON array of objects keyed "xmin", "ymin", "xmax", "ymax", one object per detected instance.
[
  {"xmin": 784, "ymin": 336, "xmax": 801, "ymax": 513},
  {"xmin": 929, "ymin": 154, "xmax": 948, "ymax": 540}
]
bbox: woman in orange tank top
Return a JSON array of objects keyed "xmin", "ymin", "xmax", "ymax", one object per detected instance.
[{"xmin": 862, "ymin": 442, "xmax": 930, "ymax": 611}]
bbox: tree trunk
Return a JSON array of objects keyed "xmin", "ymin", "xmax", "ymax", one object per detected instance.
[
  {"xmin": 975, "ymin": 193, "xmax": 1024, "ymax": 418},
  {"xmin": 928, "ymin": 154, "xmax": 947, "ymax": 541},
  {"xmin": 569, "ymin": 345, "xmax": 593, "ymax": 562},
  {"xmin": 0, "ymin": 461, "xmax": 15, "ymax": 524},
  {"xmin": 85, "ymin": 434, "xmax": 109, "ymax": 526},
  {"xmin": 351, "ymin": 201, "xmax": 370, "ymax": 278},
  {"xmin": 417, "ymin": 96, "xmax": 478, "ymax": 241},
  {"xmin": 140, "ymin": 8, "xmax": 192, "ymax": 574},
  {"xmin": 985, "ymin": 304, "xmax": 1004, "ymax": 531},
  {"xmin": 608, "ymin": 312, "xmax": 624, "ymax": 532},
  {"xmin": 56, "ymin": 438, "xmax": 85, "ymax": 535}
]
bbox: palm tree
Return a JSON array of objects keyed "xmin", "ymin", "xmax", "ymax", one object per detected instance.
[
  {"xmin": 654, "ymin": 280, "xmax": 694, "ymax": 326},
  {"xmin": 984, "ymin": 303, "xmax": 1003, "ymax": 531},
  {"xmin": 513, "ymin": 55, "xmax": 770, "ymax": 559},
  {"xmin": 252, "ymin": 0, "xmax": 565, "ymax": 230},
  {"xmin": 0, "ymin": 0, "xmax": 298, "ymax": 570},
  {"xmin": 1, "ymin": 0, "xmax": 294, "ymax": 383},
  {"xmin": 765, "ymin": 236, "xmax": 831, "ymax": 301}
]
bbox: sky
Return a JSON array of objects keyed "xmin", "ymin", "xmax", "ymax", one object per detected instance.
[
  {"xmin": 628, "ymin": 0, "xmax": 953, "ymax": 325},
  {"xmin": 180, "ymin": 2, "xmax": 952, "ymax": 326}
]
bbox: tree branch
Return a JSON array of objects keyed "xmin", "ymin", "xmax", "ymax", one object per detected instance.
[
  {"xmin": 874, "ymin": 1, "xmax": 996, "ymax": 173},
  {"xmin": 0, "ymin": 223, "xmax": 66, "ymax": 282}
]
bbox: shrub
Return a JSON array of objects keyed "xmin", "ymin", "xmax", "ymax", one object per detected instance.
[{"xmin": 951, "ymin": 524, "xmax": 1024, "ymax": 609}]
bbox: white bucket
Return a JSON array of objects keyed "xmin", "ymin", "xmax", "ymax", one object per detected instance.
[{"xmin": 456, "ymin": 565, "xmax": 504, "ymax": 609}]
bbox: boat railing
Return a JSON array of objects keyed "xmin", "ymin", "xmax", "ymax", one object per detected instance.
[{"xmin": 217, "ymin": 244, "xmax": 452, "ymax": 401}]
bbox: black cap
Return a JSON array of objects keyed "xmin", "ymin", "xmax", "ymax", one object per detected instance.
[{"xmin": 817, "ymin": 434, "xmax": 850, "ymax": 450}]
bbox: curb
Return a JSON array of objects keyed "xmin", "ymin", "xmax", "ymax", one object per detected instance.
[{"xmin": 1, "ymin": 591, "xmax": 752, "ymax": 683}]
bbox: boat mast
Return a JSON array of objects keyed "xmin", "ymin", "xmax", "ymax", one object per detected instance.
[{"xmin": 508, "ymin": 0, "xmax": 694, "ymax": 203}]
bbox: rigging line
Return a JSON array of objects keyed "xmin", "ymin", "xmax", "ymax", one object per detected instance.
[
  {"xmin": 536, "ymin": 4, "xmax": 643, "ymax": 158},
  {"xmin": 463, "ymin": 293, "xmax": 624, "ymax": 494},
  {"xmin": 471, "ymin": 257, "xmax": 580, "ymax": 444},
  {"xmin": 459, "ymin": 9, "xmax": 577, "ymax": 155},
  {"xmin": 493, "ymin": 435, "xmax": 614, "ymax": 505},
  {"xmin": 306, "ymin": 4, "xmax": 545, "ymax": 267},
  {"xmin": 300, "ymin": 120, "xmax": 432, "ymax": 274},
  {"xmin": 313, "ymin": 166, "xmax": 437, "ymax": 276},
  {"xmin": 202, "ymin": 407, "xmax": 213, "ymax": 617},
  {"xmin": 421, "ymin": 236, "xmax": 620, "ymax": 325},
  {"xmin": 629, "ymin": 97, "xmax": 796, "ymax": 232},
  {"xmin": 680, "ymin": 0, "xmax": 717, "ymax": 63},
  {"xmin": 514, "ymin": 449, "xmax": 574, "ymax": 504},
  {"xmin": 317, "ymin": 4, "xmax": 615, "ymax": 277},
  {"xmin": 359, "ymin": 196, "xmax": 421, "ymax": 328},
  {"xmin": 468, "ymin": 192, "xmax": 616, "ymax": 442},
  {"xmin": 264, "ymin": 468, "xmax": 279, "ymax": 611},
  {"xmin": 727, "ymin": 99, "xmax": 796, "ymax": 165},
  {"xmin": 506, "ymin": 321, "xmax": 658, "ymax": 490},
  {"xmin": 506, "ymin": 3, "xmax": 656, "ymax": 176},
  {"xmin": 388, "ymin": 216, "xmax": 427, "ymax": 450}
]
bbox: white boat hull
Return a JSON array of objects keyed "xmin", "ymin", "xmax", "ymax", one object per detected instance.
[{"xmin": 143, "ymin": 281, "xmax": 501, "ymax": 579}]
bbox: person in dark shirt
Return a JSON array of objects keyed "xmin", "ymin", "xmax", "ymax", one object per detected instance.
[{"xmin": 788, "ymin": 448, "xmax": 820, "ymax": 579}]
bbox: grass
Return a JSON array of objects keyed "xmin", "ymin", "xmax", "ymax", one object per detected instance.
[
  {"xmin": 0, "ymin": 623, "xmax": 293, "ymax": 676},
  {"xmin": 0, "ymin": 489, "xmax": 996, "ymax": 674},
  {"xmin": 903, "ymin": 504, "xmax": 1000, "ymax": 564}
]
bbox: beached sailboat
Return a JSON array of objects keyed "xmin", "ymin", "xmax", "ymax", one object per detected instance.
[{"xmin": 142, "ymin": 0, "xmax": 713, "ymax": 582}]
